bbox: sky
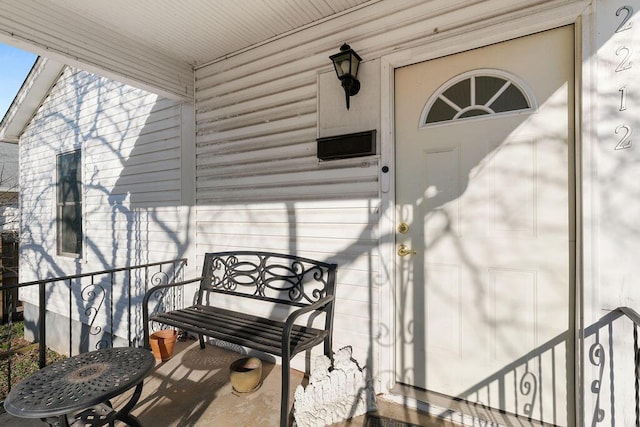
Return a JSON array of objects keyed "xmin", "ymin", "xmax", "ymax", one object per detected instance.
[{"xmin": 0, "ymin": 43, "xmax": 38, "ymax": 120}]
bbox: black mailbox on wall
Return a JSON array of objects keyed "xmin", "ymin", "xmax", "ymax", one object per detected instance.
[{"xmin": 316, "ymin": 130, "xmax": 376, "ymax": 161}]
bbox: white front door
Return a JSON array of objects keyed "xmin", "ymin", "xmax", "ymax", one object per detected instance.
[{"xmin": 394, "ymin": 26, "xmax": 575, "ymax": 425}]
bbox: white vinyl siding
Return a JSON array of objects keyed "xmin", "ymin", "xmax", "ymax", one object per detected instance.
[
  {"xmin": 192, "ymin": 0, "xmax": 581, "ymax": 371},
  {"xmin": 14, "ymin": 0, "xmax": 593, "ymax": 391},
  {"xmin": 194, "ymin": 4, "xmax": 425, "ymax": 367},
  {"xmin": 19, "ymin": 67, "xmax": 186, "ymax": 293},
  {"xmin": 0, "ymin": 142, "xmax": 19, "ymax": 231}
]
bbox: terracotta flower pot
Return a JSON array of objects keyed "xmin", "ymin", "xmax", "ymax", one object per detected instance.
[
  {"xmin": 229, "ymin": 357, "xmax": 263, "ymax": 393},
  {"xmin": 149, "ymin": 329, "xmax": 178, "ymax": 361}
]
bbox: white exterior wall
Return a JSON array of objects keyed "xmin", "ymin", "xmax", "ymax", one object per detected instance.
[
  {"xmin": 11, "ymin": 0, "xmax": 640, "ymax": 423},
  {"xmin": 0, "ymin": 141, "xmax": 19, "ymax": 230},
  {"xmin": 0, "ymin": 201, "xmax": 19, "ymax": 231},
  {"xmin": 583, "ymin": 1, "xmax": 640, "ymax": 425},
  {"xmin": 194, "ymin": 0, "xmax": 591, "ymax": 379},
  {"xmin": 193, "ymin": 2, "xmax": 405, "ymax": 371},
  {"xmin": 0, "ymin": 141, "xmax": 18, "ymax": 192},
  {"xmin": 19, "ymin": 67, "xmax": 194, "ymax": 334},
  {"xmin": 193, "ymin": 0, "xmax": 639, "ymax": 423},
  {"xmin": 592, "ymin": 0, "xmax": 640, "ymax": 324}
]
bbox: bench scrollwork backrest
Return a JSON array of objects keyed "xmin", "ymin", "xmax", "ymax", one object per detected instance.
[{"xmin": 200, "ymin": 251, "xmax": 336, "ymax": 306}]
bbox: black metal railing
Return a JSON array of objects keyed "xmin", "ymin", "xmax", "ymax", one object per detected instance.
[
  {"xmin": 1, "ymin": 258, "xmax": 187, "ymax": 397},
  {"xmin": 585, "ymin": 306, "xmax": 640, "ymax": 427},
  {"xmin": 433, "ymin": 330, "xmax": 569, "ymax": 426},
  {"xmin": 431, "ymin": 306, "xmax": 640, "ymax": 426}
]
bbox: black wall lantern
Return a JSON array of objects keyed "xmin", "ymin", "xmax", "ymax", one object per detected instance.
[{"xmin": 329, "ymin": 43, "xmax": 362, "ymax": 110}]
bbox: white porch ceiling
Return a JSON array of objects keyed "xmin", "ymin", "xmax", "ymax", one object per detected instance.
[
  {"xmin": 50, "ymin": 0, "xmax": 374, "ymax": 66},
  {"xmin": 0, "ymin": 0, "xmax": 375, "ymax": 100}
]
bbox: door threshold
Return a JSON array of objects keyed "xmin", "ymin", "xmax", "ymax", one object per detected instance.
[{"xmin": 388, "ymin": 383, "xmax": 554, "ymax": 427}]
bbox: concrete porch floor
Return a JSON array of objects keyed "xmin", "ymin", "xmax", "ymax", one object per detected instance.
[{"xmin": 1, "ymin": 340, "xmax": 456, "ymax": 427}]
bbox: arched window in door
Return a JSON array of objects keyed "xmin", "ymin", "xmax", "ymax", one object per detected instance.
[{"xmin": 420, "ymin": 69, "xmax": 536, "ymax": 127}]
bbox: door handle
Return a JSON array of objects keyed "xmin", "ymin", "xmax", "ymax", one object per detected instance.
[{"xmin": 397, "ymin": 244, "xmax": 417, "ymax": 257}]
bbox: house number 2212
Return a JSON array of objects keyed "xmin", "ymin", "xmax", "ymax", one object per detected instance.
[{"xmin": 614, "ymin": 6, "xmax": 634, "ymax": 150}]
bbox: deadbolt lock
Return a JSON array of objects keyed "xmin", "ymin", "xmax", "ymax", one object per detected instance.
[{"xmin": 397, "ymin": 222, "xmax": 410, "ymax": 234}]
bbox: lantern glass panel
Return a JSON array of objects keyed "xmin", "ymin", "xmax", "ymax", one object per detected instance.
[
  {"xmin": 350, "ymin": 56, "xmax": 359, "ymax": 78},
  {"xmin": 331, "ymin": 51, "xmax": 351, "ymax": 78}
]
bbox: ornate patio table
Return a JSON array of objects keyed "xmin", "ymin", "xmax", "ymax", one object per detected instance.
[{"xmin": 3, "ymin": 347, "xmax": 156, "ymax": 427}]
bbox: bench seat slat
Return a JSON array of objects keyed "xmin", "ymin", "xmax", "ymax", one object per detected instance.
[
  {"xmin": 162, "ymin": 307, "xmax": 285, "ymax": 340},
  {"xmin": 193, "ymin": 305, "xmax": 321, "ymax": 338},
  {"xmin": 151, "ymin": 312, "xmax": 284, "ymax": 354},
  {"xmin": 150, "ymin": 306, "xmax": 328, "ymax": 357},
  {"xmin": 151, "ymin": 312, "xmax": 317, "ymax": 352},
  {"xmin": 154, "ymin": 305, "xmax": 321, "ymax": 342}
]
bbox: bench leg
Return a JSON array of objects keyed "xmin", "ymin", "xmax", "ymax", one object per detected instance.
[
  {"xmin": 324, "ymin": 335, "xmax": 333, "ymax": 361},
  {"xmin": 280, "ymin": 356, "xmax": 290, "ymax": 427},
  {"xmin": 198, "ymin": 334, "xmax": 205, "ymax": 349}
]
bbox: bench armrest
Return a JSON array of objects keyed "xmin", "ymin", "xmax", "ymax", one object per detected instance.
[
  {"xmin": 142, "ymin": 276, "xmax": 203, "ymax": 306},
  {"xmin": 282, "ymin": 295, "xmax": 335, "ymax": 359},
  {"xmin": 142, "ymin": 277, "xmax": 203, "ymax": 349}
]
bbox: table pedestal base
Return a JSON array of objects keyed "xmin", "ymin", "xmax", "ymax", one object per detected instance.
[{"xmin": 42, "ymin": 381, "xmax": 145, "ymax": 427}]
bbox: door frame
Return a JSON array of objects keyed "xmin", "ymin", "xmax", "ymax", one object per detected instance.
[{"xmin": 377, "ymin": 2, "xmax": 593, "ymax": 425}]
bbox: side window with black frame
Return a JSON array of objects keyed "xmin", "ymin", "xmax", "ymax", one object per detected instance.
[{"xmin": 57, "ymin": 150, "xmax": 82, "ymax": 257}]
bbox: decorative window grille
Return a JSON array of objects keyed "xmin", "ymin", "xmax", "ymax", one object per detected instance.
[{"xmin": 420, "ymin": 69, "xmax": 536, "ymax": 127}]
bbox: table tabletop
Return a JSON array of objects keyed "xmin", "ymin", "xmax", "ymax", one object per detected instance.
[{"xmin": 4, "ymin": 347, "xmax": 156, "ymax": 419}]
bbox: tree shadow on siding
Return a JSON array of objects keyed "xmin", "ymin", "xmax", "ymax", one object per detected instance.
[{"xmin": 19, "ymin": 68, "xmax": 193, "ymax": 355}]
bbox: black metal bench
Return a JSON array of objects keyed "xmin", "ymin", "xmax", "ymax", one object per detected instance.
[{"xmin": 142, "ymin": 251, "xmax": 337, "ymax": 427}]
